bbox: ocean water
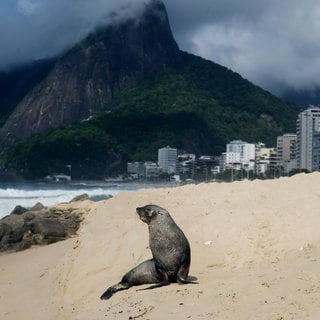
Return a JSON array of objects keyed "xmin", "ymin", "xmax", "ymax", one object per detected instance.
[{"xmin": 0, "ymin": 181, "xmax": 167, "ymax": 219}]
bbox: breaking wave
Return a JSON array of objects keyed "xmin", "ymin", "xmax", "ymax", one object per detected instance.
[{"xmin": 0, "ymin": 182, "xmax": 133, "ymax": 218}]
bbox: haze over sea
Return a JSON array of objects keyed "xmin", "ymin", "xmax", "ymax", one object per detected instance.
[{"xmin": 0, "ymin": 181, "xmax": 170, "ymax": 219}]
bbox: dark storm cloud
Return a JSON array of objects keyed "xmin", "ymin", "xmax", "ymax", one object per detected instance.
[
  {"xmin": 1, "ymin": 0, "xmax": 320, "ymax": 94},
  {"xmin": 164, "ymin": 0, "xmax": 320, "ymax": 94},
  {"xmin": 0, "ymin": 0, "xmax": 150, "ymax": 70}
]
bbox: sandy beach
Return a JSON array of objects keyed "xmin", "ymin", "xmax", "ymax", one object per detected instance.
[{"xmin": 1, "ymin": 173, "xmax": 320, "ymax": 319}]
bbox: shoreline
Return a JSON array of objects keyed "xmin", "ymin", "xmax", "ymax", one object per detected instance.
[{"xmin": 0, "ymin": 179, "xmax": 183, "ymax": 219}]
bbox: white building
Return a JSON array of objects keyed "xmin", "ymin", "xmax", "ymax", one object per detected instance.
[
  {"xmin": 158, "ymin": 146, "xmax": 177, "ymax": 174},
  {"xmin": 296, "ymin": 107, "xmax": 320, "ymax": 171},
  {"xmin": 144, "ymin": 162, "xmax": 161, "ymax": 179},
  {"xmin": 225, "ymin": 140, "xmax": 255, "ymax": 170},
  {"xmin": 255, "ymin": 143, "xmax": 277, "ymax": 175},
  {"xmin": 127, "ymin": 162, "xmax": 146, "ymax": 178},
  {"xmin": 177, "ymin": 153, "xmax": 196, "ymax": 174},
  {"xmin": 223, "ymin": 152, "xmax": 241, "ymax": 167}
]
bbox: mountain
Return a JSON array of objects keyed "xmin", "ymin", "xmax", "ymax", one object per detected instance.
[
  {"xmin": 0, "ymin": 0, "xmax": 181, "ymax": 146},
  {"xmin": 0, "ymin": 59, "xmax": 55, "ymax": 126},
  {"xmin": 0, "ymin": 0, "xmax": 300, "ymax": 180}
]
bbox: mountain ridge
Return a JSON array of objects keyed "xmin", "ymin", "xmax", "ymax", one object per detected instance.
[{"xmin": 0, "ymin": 51, "xmax": 299, "ymax": 179}]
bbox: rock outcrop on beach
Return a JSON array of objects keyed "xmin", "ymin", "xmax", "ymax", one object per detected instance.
[{"xmin": 0, "ymin": 195, "xmax": 90, "ymax": 252}]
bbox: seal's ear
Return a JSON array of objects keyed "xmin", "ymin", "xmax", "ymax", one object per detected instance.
[
  {"xmin": 154, "ymin": 209, "xmax": 163, "ymax": 216},
  {"xmin": 147, "ymin": 209, "xmax": 162, "ymax": 217},
  {"xmin": 144, "ymin": 205, "xmax": 164, "ymax": 217}
]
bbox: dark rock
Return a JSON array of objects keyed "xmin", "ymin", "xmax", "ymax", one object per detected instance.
[
  {"xmin": 28, "ymin": 218, "xmax": 66, "ymax": 244},
  {"xmin": 9, "ymin": 205, "xmax": 28, "ymax": 216},
  {"xmin": 0, "ymin": 201, "xmax": 88, "ymax": 252},
  {"xmin": 59, "ymin": 214, "xmax": 85, "ymax": 237},
  {"xmin": 30, "ymin": 202, "xmax": 46, "ymax": 211},
  {"xmin": 0, "ymin": 222, "xmax": 8, "ymax": 239},
  {"xmin": 24, "ymin": 212, "xmax": 36, "ymax": 221},
  {"xmin": 70, "ymin": 193, "xmax": 89, "ymax": 202},
  {"xmin": 1, "ymin": 214, "xmax": 25, "ymax": 230},
  {"xmin": 18, "ymin": 231, "xmax": 33, "ymax": 251},
  {"xmin": 7, "ymin": 226, "xmax": 25, "ymax": 244},
  {"xmin": 0, "ymin": 215, "xmax": 24, "ymax": 251},
  {"xmin": 0, "ymin": 222, "xmax": 25, "ymax": 251}
]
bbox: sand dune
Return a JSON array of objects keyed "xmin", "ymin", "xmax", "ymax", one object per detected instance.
[{"xmin": 1, "ymin": 173, "xmax": 320, "ymax": 319}]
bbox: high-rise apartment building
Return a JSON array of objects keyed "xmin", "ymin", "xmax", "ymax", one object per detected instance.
[
  {"xmin": 276, "ymin": 133, "xmax": 297, "ymax": 172},
  {"xmin": 255, "ymin": 143, "xmax": 277, "ymax": 175},
  {"xmin": 158, "ymin": 146, "xmax": 177, "ymax": 174},
  {"xmin": 296, "ymin": 107, "xmax": 320, "ymax": 171},
  {"xmin": 220, "ymin": 152, "xmax": 241, "ymax": 171}
]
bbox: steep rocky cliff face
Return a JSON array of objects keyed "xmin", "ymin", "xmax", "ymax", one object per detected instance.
[{"xmin": 0, "ymin": 0, "xmax": 181, "ymax": 146}]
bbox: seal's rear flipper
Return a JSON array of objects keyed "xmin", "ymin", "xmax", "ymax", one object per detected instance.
[
  {"xmin": 100, "ymin": 282, "xmax": 130, "ymax": 300},
  {"xmin": 100, "ymin": 288, "xmax": 114, "ymax": 300}
]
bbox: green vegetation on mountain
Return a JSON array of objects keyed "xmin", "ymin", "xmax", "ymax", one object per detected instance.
[{"xmin": 0, "ymin": 52, "xmax": 299, "ymax": 180}]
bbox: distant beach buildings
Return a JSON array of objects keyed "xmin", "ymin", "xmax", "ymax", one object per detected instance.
[
  {"xmin": 127, "ymin": 146, "xmax": 179, "ymax": 180},
  {"xmin": 222, "ymin": 140, "xmax": 255, "ymax": 172},
  {"xmin": 277, "ymin": 133, "xmax": 297, "ymax": 173},
  {"xmin": 127, "ymin": 106, "xmax": 320, "ymax": 181},
  {"xmin": 296, "ymin": 107, "xmax": 320, "ymax": 171},
  {"xmin": 158, "ymin": 146, "xmax": 177, "ymax": 174}
]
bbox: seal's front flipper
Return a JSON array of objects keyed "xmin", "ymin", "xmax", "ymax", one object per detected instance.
[
  {"xmin": 177, "ymin": 278, "xmax": 199, "ymax": 285},
  {"xmin": 177, "ymin": 274, "xmax": 199, "ymax": 285}
]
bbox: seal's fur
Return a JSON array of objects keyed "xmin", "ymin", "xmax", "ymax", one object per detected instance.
[{"xmin": 100, "ymin": 204, "xmax": 192, "ymax": 300}]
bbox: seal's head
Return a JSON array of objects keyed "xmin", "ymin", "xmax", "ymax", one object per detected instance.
[{"xmin": 136, "ymin": 204, "xmax": 166, "ymax": 224}]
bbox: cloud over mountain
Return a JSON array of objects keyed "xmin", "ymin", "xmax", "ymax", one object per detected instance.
[
  {"xmin": 165, "ymin": 0, "xmax": 320, "ymax": 94},
  {"xmin": 1, "ymin": 0, "xmax": 320, "ymax": 95},
  {"xmin": 0, "ymin": 0, "xmax": 150, "ymax": 70}
]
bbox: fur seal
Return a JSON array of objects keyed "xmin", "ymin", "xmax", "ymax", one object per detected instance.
[{"xmin": 100, "ymin": 204, "xmax": 192, "ymax": 300}]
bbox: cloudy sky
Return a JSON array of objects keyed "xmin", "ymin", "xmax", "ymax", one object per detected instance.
[{"xmin": 1, "ymin": 0, "xmax": 320, "ymax": 96}]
